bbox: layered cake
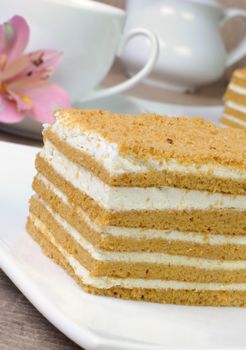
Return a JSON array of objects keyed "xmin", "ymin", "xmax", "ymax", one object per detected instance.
[
  {"xmin": 221, "ymin": 67, "xmax": 246, "ymax": 128},
  {"xmin": 26, "ymin": 109, "xmax": 246, "ymax": 306}
]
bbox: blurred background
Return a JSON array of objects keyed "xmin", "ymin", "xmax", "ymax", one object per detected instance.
[
  {"xmin": 1, "ymin": 0, "xmax": 246, "ymax": 135},
  {"xmin": 99, "ymin": 0, "xmax": 246, "ymax": 102},
  {"xmin": 100, "ymin": 0, "xmax": 246, "ymax": 70}
]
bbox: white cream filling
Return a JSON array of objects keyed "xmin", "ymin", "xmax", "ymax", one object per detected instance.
[
  {"xmin": 51, "ymin": 121, "xmax": 146, "ymax": 174},
  {"xmin": 76, "ymin": 207, "xmax": 246, "ymax": 245},
  {"xmin": 229, "ymin": 83, "xmax": 246, "ymax": 96},
  {"xmin": 36, "ymin": 174, "xmax": 246, "ymax": 245},
  {"xmin": 51, "ymin": 120, "xmax": 245, "ymax": 180},
  {"xmin": 222, "ymin": 114, "xmax": 246, "ymax": 127},
  {"xmin": 33, "ymin": 202, "xmax": 246, "ymax": 270},
  {"xmin": 36, "ymin": 174, "xmax": 246, "ymax": 246},
  {"xmin": 40, "ymin": 141, "xmax": 246, "ymax": 211},
  {"xmin": 31, "ymin": 214, "xmax": 246, "ymax": 291},
  {"xmin": 226, "ymin": 100, "xmax": 246, "ymax": 114}
]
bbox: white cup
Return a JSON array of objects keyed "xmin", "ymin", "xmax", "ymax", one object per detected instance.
[{"xmin": 1, "ymin": 0, "xmax": 159, "ymax": 102}]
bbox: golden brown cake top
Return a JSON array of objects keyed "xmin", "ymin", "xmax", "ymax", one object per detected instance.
[
  {"xmin": 233, "ymin": 67, "xmax": 246, "ymax": 80},
  {"xmin": 54, "ymin": 109, "xmax": 246, "ymax": 170},
  {"xmin": 229, "ymin": 67, "xmax": 246, "ymax": 88}
]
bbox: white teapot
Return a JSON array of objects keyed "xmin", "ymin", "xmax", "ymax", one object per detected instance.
[{"xmin": 121, "ymin": 0, "xmax": 246, "ymax": 92}]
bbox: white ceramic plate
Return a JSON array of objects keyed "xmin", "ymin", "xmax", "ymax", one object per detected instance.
[
  {"xmin": 2, "ymin": 141, "xmax": 246, "ymax": 350},
  {"xmin": 0, "ymin": 95, "xmax": 223, "ymax": 140}
]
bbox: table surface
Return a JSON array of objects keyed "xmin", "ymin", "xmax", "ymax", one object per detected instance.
[{"xmin": 0, "ymin": 64, "xmax": 228, "ymax": 350}]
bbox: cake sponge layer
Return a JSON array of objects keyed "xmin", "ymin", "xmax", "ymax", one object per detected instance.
[
  {"xmin": 231, "ymin": 68, "xmax": 246, "ymax": 88},
  {"xmin": 44, "ymin": 128, "xmax": 246, "ymax": 194},
  {"xmin": 34, "ymin": 156, "xmax": 246, "ymax": 235},
  {"xmin": 220, "ymin": 117, "xmax": 243, "ymax": 129},
  {"xmin": 224, "ymin": 89, "xmax": 246, "ymax": 105}
]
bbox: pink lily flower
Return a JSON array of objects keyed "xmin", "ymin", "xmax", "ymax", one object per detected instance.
[{"xmin": 0, "ymin": 15, "xmax": 71, "ymax": 124}]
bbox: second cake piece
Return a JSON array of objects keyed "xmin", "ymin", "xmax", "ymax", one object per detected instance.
[
  {"xmin": 27, "ymin": 109, "xmax": 246, "ymax": 306},
  {"xmin": 221, "ymin": 67, "xmax": 246, "ymax": 129}
]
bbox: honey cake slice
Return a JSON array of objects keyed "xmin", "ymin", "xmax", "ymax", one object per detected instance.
[
  {"xmin": 26, "ymin": 109, "xmax": 246, "ymax": 307},
  {"xmin": 221, "ymin": 67, "xmax": 246, "ymax": 129}
]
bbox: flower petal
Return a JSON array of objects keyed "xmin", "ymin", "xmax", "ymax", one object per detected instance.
[
  {"xmin": 25, "ymin": 83, "xmax": 71, "ymax": 123},
  {"xmin": 1, "ymin": 54, "xmax": 30, "ymax": 81},
  {"xmin": 6, "ymin": 87, "xmax": 33, "ymax": 112},
  {"xmin": 0, "ymin": 23, "xmax": 5, "ymax": 55},
  {"xmin": 2, "ymin": 50, "xmax": 62, "ymax": 83},
  {"xmin": 5, "ymin": 16, "xmax": 30, "ymax": 66},
  {"xmin": 27, "ymin": 50, "xmax": 62, "ymax": 77},
  {"xmin": 7, "ymin": 77, "xmax": 48, "ymax": 93},
  {"xmin": 0, "ymin": 95, "xmax": 25, "ymax": 123}
]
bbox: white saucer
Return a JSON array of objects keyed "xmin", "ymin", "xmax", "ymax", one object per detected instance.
[{"xmin": 0, "ymin": 95, "xmax": 223, "ymax": 140}]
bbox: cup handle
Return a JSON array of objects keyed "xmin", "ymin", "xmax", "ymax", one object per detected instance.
[
  {"xmin": 82, "ymin": 28, "xmax": 159, "ymax": 101},
  {"xmin": 221, "ymin": 8, "xmax": 246, "ymax": 68}
]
